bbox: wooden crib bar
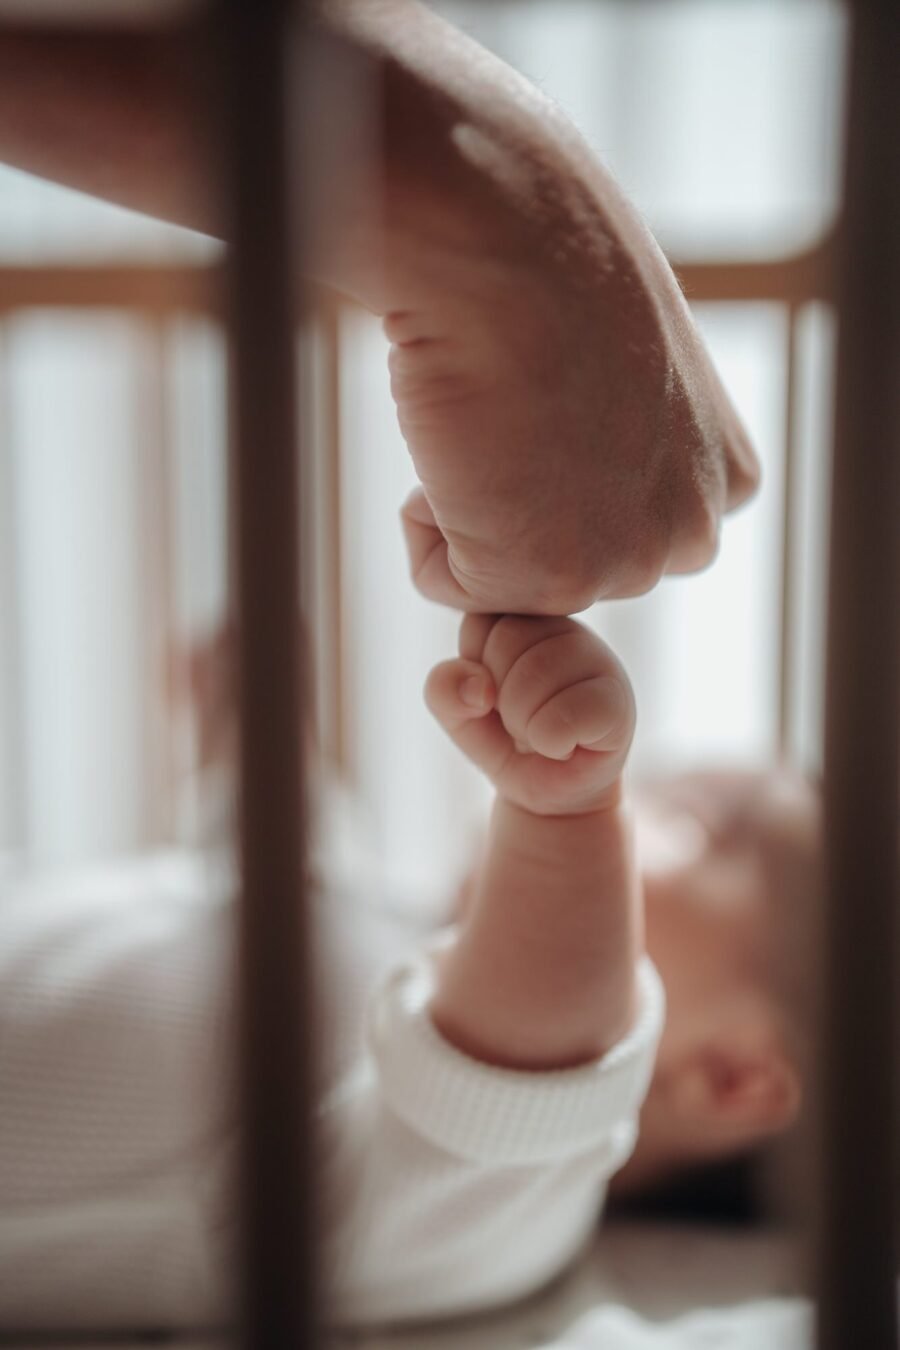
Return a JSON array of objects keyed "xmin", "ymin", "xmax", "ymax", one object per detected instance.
[
  {"xmin": 221, "ymin": 1, "xmax": 319, "ymax": 1345},
  {"xmin": 816, "ymin": 4, "xmax": 900, "ymax": 1348}
]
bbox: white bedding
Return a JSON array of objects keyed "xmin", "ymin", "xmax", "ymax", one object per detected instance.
[
  {"xmin": 35, "ymin": 1224, "xmax": 811, "ymax": 1349},
  {"xmin": 352, "ymin": 1222, "xmax": 808, "ymax": 1350}
]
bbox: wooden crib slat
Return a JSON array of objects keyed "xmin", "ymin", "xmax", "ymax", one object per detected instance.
[
  {"xmin": 222, "ymin": 1, "xmax": 320, "ymax": 1346},
  {"xmin": 816, "ymin": 4, "xmax": 900, "ymax": 1348},
  {"xmin": 777, "ymin": 303, "xmax": 801, "ymax": 757}
]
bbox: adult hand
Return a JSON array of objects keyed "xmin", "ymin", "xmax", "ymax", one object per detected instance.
[
  {"xmin": 326, "ymin": 1, "xmax": 759, "ymax": 613},
  {"xmin": 0, "ymin": 2, "xmax": 759, "ymax": 618}
]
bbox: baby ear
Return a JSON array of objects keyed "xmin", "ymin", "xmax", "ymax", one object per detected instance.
[{"xmin": 671, "ymin": 1039, "xmax": 801, "ymax": 1149}]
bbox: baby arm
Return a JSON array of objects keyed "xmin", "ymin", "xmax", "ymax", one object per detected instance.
[
  {"xmin": 320, "ymin": 617, "xmax": 662, "ymax": 1324},
  {"xmin": 426, "ymin": 614, "xmax": 641, "ymax": 1071}
]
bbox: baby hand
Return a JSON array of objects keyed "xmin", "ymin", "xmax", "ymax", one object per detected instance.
[{"xmin": 426, "ymin": 615, "xmax": 635, "ymax": 816}]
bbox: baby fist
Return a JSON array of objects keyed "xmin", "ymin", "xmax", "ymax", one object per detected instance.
[{"xmin": 425, "ymin": 614, "xmax": 635, "ymax": 816}]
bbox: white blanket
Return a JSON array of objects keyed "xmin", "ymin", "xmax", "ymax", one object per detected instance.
[{"xmin": 539, "ymin": 1301, "xmax": 810, "ymax": 1349}]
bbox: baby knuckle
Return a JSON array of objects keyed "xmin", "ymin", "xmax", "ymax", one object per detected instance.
[
  {"xmin": 423, "ymin": 664, "xmax": 452, "ymax": 718},
  {"xmin": 526, "ymin": 700, "xmax": 574, "ymax": 759},
  {"xmin": 485, "ymin": 615, "xmax": 563, "ymax": 681},
  {"xmin": 422, "ymin": 671, "xmax": 440, "ymax": 716},
  {"xmin": 521, "ymin": 633, "xmax": 567, "ymax": 683}
]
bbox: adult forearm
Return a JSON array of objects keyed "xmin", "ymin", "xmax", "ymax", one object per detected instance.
[
  {"xmin": 0, "ymin": 4, "xmax": 759, "ymax": 613},
  {"xmin": 0, "ymin": 5, "xmax": 599, "ymax": 299},
  {"xmin": 431, "ymin": 797, "xmax": 642, "ymax": 1071},
  {"xmin": 0, "ymin": 6, "xmax": 502, "ymax": 279},
  {"xmin": 0, "ymin": 26, "xmax": 217, "ymax": 231}
]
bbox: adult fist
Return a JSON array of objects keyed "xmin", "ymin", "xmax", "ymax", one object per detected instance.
[
  {"xmin": 0, "ymin": 1, "xmax": 758, "ymax": 621},
  {"xmin": 332, "ymin": 1, "xmax": 760, "ymax": 613}
]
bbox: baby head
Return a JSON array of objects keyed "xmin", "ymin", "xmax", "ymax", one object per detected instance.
[{"xmin": 615, "ymin": 767, "xmax": 820, "ymax": 1197}]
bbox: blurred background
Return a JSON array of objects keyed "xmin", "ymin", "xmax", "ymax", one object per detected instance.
[{"xmin": 0, "ymin": 0, "xmax": 845, "ymax": 910}]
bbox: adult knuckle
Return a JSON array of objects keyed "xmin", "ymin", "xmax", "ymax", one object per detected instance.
[
  {"xmin": 619, "ymin": 533, "xmax": 668, "ymax": 598},
  {"xmin": 530, "ymin": 559, "xmax": 598, "ymax": 615},
  {"xmin": 727, "ymin": 423, "xmax": 762, "ymax": 499},
  {"xmin": 672, "ymin": 485, "xmax": 722, "ymax": 572}
]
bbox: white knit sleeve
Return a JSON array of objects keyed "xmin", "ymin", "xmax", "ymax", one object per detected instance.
[{"xmin": 321, "ymin": 941, "xmax": 665, "ymax": 1327}]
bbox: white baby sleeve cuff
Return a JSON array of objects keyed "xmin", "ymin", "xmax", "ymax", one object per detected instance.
[{"xmin": 368, "ymin": 944, "xmax": 665, "ymax": 1166}]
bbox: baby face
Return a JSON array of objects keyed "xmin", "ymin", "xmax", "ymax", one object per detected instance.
[
  {"xmin": 638, "ymin": 786, "xmax": 770, "ymax": 1062},
  {"xmin": 621, "ymin": 771, "xmax": 817, "ymax": 1185},
  {"xmin": 637, "ymin": 768, "xmax": 818, "ymax": 1027}
]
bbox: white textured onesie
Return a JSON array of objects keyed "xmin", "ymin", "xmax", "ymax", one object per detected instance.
[{"xmin": 0, "ymin": 849, "xmax": 663, "ymax": 1332}]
